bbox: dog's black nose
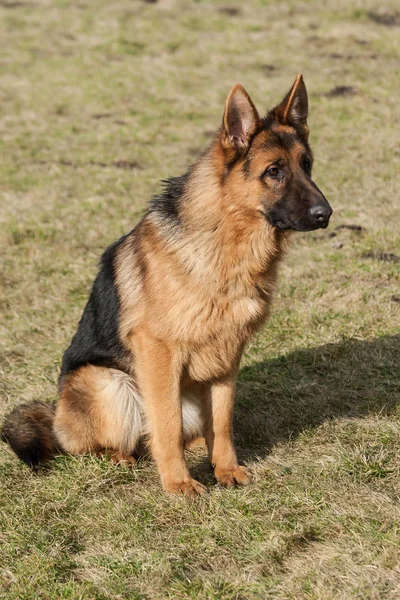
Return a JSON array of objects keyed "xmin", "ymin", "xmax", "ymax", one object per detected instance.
[{"xmin": 309, "ymin": 203, "xmax": 332, "ymax": 226}]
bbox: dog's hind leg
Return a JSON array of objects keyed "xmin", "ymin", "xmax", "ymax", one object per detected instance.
[{"xmin": 54, "ymin": 365, "xmax": 144, "ymax": 461}]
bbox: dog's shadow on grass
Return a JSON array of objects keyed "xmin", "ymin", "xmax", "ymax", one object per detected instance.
[
  {"xmin": 190, "ymin": 333, "xmax": 400, "ymax": 481},
  {"xmin": 230, "ymin": 335, "xmax": 400, "ymax": 461},
  {"xmin": 229, "ymin": 333, "xmax": 400, "ymax": 465}
]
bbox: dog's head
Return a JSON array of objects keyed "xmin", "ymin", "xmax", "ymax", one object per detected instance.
[{"xmin": 219, "ymin": 75, "xmax": 332, "ymax": 232}]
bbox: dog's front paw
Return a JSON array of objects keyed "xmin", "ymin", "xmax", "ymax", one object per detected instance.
[
  {"xmin": 163, "ymin": 478, "xmax": 208, "ymax": 497},
  {"xmin": 214, "ymin": 465, "xmax": 253, "ymax": 487}
]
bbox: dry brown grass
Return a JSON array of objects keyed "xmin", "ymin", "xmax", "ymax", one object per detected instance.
[{"xmin": 1, "ymin": 0, "xmax": 400, "ymax": 598}]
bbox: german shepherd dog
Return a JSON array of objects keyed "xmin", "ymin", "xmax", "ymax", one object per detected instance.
[{"xmin": 2, "ymin": 75, "xmax": 332, "ymax": 495}]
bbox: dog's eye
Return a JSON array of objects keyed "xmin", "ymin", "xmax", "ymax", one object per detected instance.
[
  {"xmin": 303, "ymin": 158, "xmax": 312, "ymax": 174},
  {"xmin": 265, "ymin": 167, "xmax": 280, "ymax": 178}
]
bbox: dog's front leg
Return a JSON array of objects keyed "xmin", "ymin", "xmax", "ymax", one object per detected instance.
[
  {"xmin": 205, "ymin": 373, "xmax": 253, "ymax": 487},
  {"xmin": 133, "ymin": 330, "xmax": 207, "ymax": 496}
]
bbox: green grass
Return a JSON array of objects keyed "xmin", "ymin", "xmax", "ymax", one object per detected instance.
[{"xmin": 1, "ymin": 0, "xmax": 400, "ymax": 598}]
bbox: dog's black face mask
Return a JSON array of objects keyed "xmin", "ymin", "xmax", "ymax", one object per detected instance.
[{"xmin": 264, "ymin": 159, "xmax": 332, "ymax": 232}]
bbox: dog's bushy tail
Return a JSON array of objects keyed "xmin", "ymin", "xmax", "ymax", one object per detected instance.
[{"xmin": 1, "ymin": 402, "xmax": 57, "ymax": 468}]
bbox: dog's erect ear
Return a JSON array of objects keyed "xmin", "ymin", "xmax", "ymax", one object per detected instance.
[
  {"xmin": 274, "ymin": 74, "xmax": 309, "ymax": 139},
  {"xmin": 222, "ymin": 84, "xmax": 260, "ymax": 152}
]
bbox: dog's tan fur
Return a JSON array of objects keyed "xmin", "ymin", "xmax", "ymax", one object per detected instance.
[{"xmin": 54, "ymin": 95, "xmax": 292, "ymax": 495}]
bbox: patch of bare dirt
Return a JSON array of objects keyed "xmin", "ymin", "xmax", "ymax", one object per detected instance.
[
  {"xmin": 325, "ymin": 86, "xmax": 358, "ymax": 97},
  {"xmin": 362, "ymin": 252, "xmax": 399, "ymax": 263},
  {"xmin": 368, "ymin": 12, "xmax": 400, "ymax": 27},
  {"xmin": 218, "ymin": 6, "xmax": 241, "ymax": 16}
]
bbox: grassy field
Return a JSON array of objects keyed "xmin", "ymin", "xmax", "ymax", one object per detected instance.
[{"xmin": 1, "ymin": 0, "xmax": 400, "ymax": 598}]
